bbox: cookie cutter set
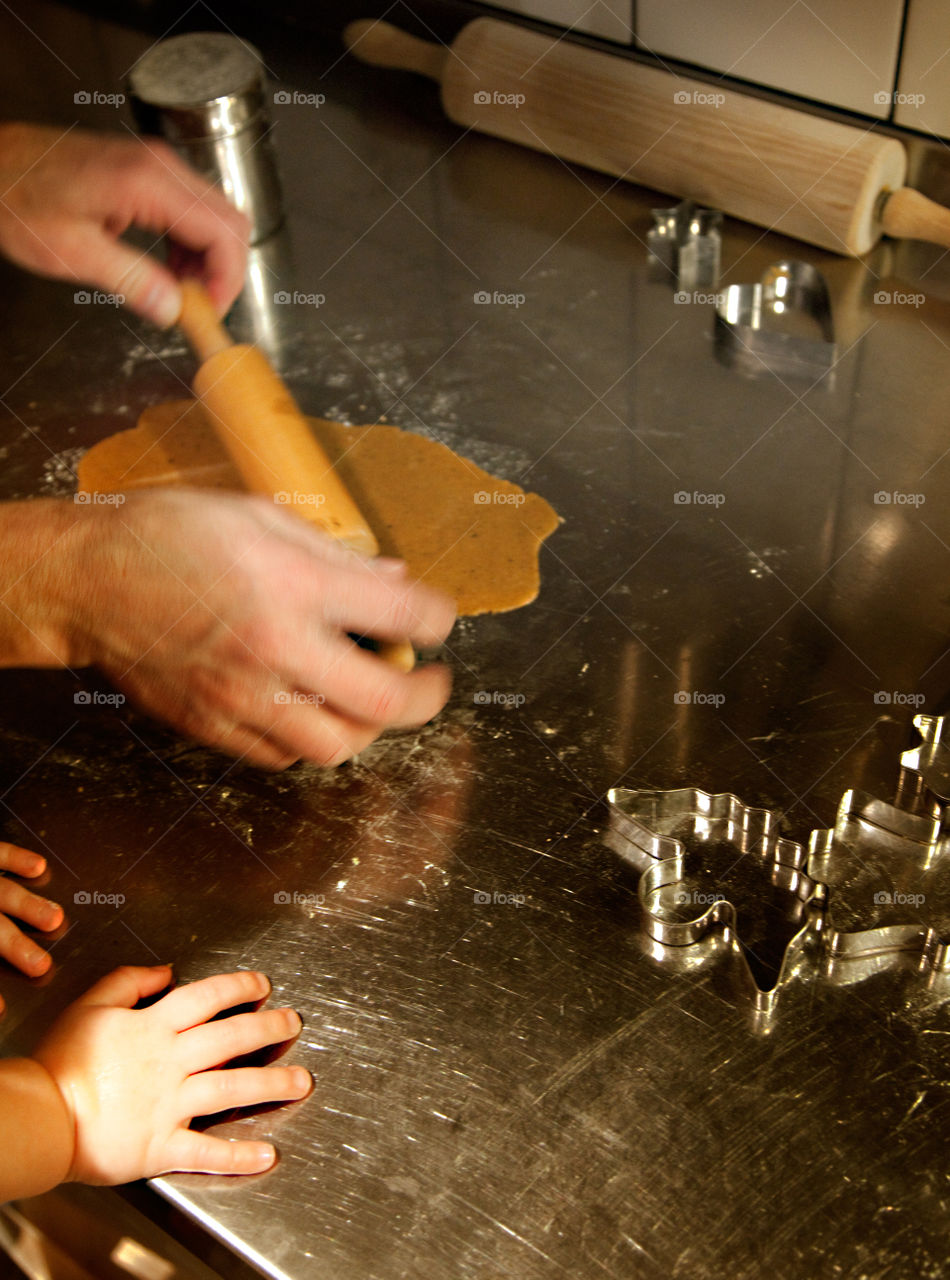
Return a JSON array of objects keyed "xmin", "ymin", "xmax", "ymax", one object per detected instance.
[
  {"xmin": 649, "ymin": 198, "xmax": 837, "ymax": 381},
  {"xmin": 606, "ymin": 714, "xmax": 950, "ymax": 1029}
]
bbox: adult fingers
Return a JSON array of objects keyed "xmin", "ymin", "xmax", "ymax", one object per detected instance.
[
  {"xmin": 180, "ymin": 1064, "xmax": 312, "ymax": 1121},
  {"xmin": 180, "ymin": 1007, "xmax": 301, "ymax": 1073},
  {"xmin": 156, "ymin": 970, "xmax": 271, "ymax": 1033}
]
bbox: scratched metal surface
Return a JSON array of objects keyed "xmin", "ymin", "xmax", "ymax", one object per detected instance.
[{"xmin": 1, "ymin": 4, "xmax": 950, "ymax": 1278}]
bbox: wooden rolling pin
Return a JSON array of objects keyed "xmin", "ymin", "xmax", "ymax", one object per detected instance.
[
  {"xmin": 177, "ymin": 281, "xmax": 415, "ymax": 671},
  {"xmin": 344, "ymin": 17, "xmax": 950, "ymax": 257}
]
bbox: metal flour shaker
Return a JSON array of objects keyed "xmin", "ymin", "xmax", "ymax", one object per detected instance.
[{"xmin": 127, "ymin": 32, "xmax": 283, "ymax": 244}]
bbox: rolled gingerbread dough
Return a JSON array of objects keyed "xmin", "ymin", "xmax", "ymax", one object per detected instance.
[{"xmin": 77, "ymin": 400, "xmax": 560, "ymax": 615}]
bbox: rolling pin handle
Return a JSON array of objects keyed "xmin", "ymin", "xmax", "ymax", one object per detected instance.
[
  {"xmin": 343, "ymin": 19, "xmax": 447, "ymax": 82},
  {"xmin": 178, "ymin": 278, "xmax": 233, "ymax": 363},
  {"xmin": 880, "ymin": 186, "xmax": 950, "ymax": 250}
]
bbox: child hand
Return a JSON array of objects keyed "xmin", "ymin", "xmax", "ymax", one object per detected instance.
[
  {"xmin": 0, "ymin": 842, "xmax": 63, "ymax": 996},
  {"xmin": 33, "ymin": 965, "xmax": 311, "ymax": 1184}
]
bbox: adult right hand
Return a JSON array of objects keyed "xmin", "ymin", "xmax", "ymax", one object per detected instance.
[{"xmin": 19, "ymin": 488, "xmax": 455, "ymax": 768}]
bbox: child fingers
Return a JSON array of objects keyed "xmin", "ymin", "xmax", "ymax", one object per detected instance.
[
  {"xmin": 180, "ymin": 1063, "xmax": 312, "ymax": 1120},
  {"xmin": 157, "ymin": 970, "xmax": 271, "ymax": 1031},
  {"xmin": 0, "ymin": 913, "xmax": 53, "ymax": 978},
  {"xmin": 0, "ymin": 842, "xmax": 46, "ymax": 878},
  {"xmin": 160, "ymin": 1130, "xmax": 278, "ymax": 1177},
  {"xmin": 180, "ymin": 1007, "xmax": 302, "ymax": 1070},
  {"xmin": 0, "ymin": 878, "xmax": 62, "ymax": 933},
  {"xmin": 74, "ymin": 964, "xmax": 173, "ymax": 1008}
]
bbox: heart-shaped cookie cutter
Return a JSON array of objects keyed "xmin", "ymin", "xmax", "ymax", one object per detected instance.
[{"xmin": 715, "ymin": 259, "xmax": 836, "ymax": 381}]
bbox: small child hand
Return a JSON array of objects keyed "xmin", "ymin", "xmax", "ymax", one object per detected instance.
[
  {"xmin": 33, "ymin": 965, "xmax": 311, "ymax": 1185},
  {"xmin": 0, "ymin": 842, "xmax": 63, "ymax": 994}
]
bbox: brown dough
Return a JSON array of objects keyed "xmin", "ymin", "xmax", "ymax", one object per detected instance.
[{"xmin": 77, "ymin": 400, "xmax": 560, "ymax": 615}]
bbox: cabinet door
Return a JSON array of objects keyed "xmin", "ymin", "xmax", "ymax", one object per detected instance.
[
  {"xmin": 637, "ymin": 0, "xmax": 904, "ymax": 118},
  {"xmin": 894, "ymin": 0, "xmax": 950, "ymax": 136},
  {"xmin": 478, "ymin": 0, "xmax": 633, "ymax": 43}
]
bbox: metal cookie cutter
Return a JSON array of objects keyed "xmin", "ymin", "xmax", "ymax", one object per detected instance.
[
  {"xmin": 715, "ymin": 260, "xmax": 836, "ymax": 381},
  {"xmin": 647, "ymin": 198, "xmax": 722, "ymax": 291},
  {"xmin": 606, "ymin": 768, "xmax": 950, "ymax": 1027},
  {"xmin": 807, "ymin": 788, "xmax": 950, "ymax": 985},
  {"xmin": 606, "ymin": 786, "xmax": 825, "ymax": 1027}
]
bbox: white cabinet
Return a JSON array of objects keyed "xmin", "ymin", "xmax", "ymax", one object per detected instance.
[
  {"xmin": 894, "ymin": 0, "xmax": 950, "ymax": 134},
  {"xmin": 479, "ymin": 0, "xmax": 633, "ymax": 43},
  {"xmin": 636, "ymin": 0, "xmax": 905, "ymax": 118}
]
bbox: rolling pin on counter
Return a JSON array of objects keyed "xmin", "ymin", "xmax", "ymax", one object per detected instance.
[{"xmin": 345, "ymin": 17, "xmax": 950, "ymax": 258}]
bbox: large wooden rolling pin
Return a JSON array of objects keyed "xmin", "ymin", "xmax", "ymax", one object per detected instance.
[
  {"xmin": 344, "ymin": 17, "xmax": 950, "ymax": 257},
  {"xmin": 177, "ymin": 281, "xmax": 415, "ymax": 671}
]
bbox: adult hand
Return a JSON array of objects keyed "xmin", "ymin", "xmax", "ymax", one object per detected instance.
[
  {"xmin": 34, "ymin": 966, "xmax": 311, "ymax": 1183},
  {"xmin": 62, "ymin": 489, "xmax": 456, "ymax": 768},
  {"xmin": 0, "ymin": 122, "xmax": 249, "ymax": 324}
]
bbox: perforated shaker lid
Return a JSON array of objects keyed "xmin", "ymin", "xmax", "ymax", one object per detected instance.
[{"xmin": 127, "ymin": 32, "xmax": 266, "ymax": 141}]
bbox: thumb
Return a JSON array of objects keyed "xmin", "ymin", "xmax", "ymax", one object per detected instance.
[
  {"xmin": 75, "ymin": 964, "xmax": 173, "ymax": 1009},
  {"xmin": 70, "ymin": 226, "xmax": 182, "ymax": 327}
]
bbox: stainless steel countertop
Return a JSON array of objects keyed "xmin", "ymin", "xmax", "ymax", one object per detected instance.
[{"xmin": 1, "ymin": 5, "xmax": 950, "ymax": 1278}]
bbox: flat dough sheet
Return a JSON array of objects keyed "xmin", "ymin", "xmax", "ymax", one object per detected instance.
[{"xmin": 77, "ymin": 400, "xmax": 560, "ymax": 615}]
